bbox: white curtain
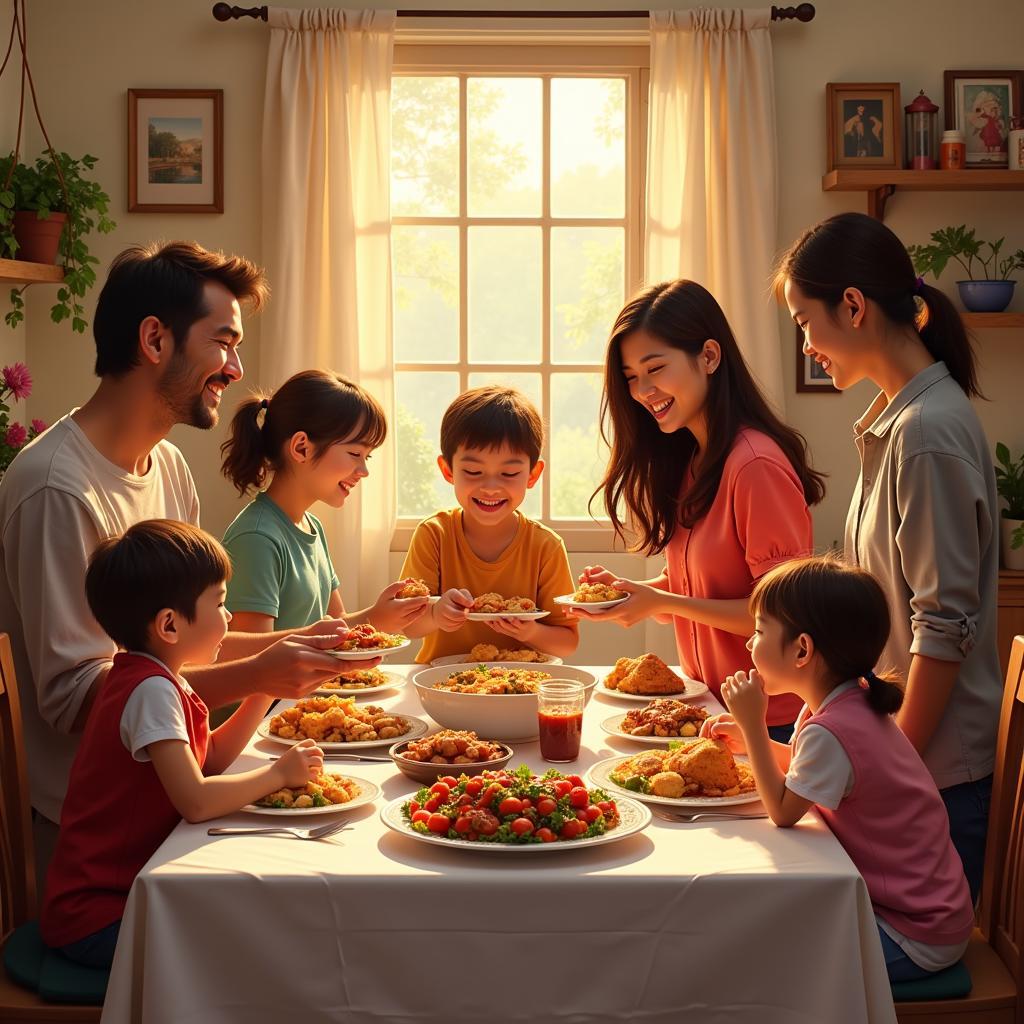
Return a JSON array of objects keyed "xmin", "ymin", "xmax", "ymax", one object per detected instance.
[
  {"xmin": 262, "ymin": 8, "xmax": 396, "ymax": 611},
  {"xmin": 646, "ymin": 8, "xmax": 784, "ymax": 407}
]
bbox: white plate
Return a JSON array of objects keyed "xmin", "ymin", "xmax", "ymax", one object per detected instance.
[
  {"xmin": 379, "ymin": 793, "xmax": 651, "ymax": 852},
  {"xmin": 396, "ymin": 595, "xmax": 441, "ymax": 605},
  {"xmin": 587, "ymin": 755, "xmax": 761, "ymax": 807},
  {"xmin": 599, "ymin": 713, "xmax": 704, "ymax": 746},
  {"xmin": 313, "ymin": 670, "xmax": 407, "ymax": 698},
  {"xmin": 466, "ymin": 610, "xmax": 551, "ymax": 622},
  {"xmin": 241, "ymin": 775, "xmax": 381, "ymax": 816},
  {"xmin": 326, "ymin": 638, "xmax": 412, "ymax": 661},
  {"xmin": 600, "ymin": 677, "xmax": 709, "ymax": 703},
  {"xmin": 430, "ymin": 652, "xmax": 563, "ymax": 667},
  {"xmin": 257, "ymin": 712, "xmax": 429, "ymax": 751},
  {"xmin": 553, "ymin": 594, "xmax": 629, "ymax": 611}
]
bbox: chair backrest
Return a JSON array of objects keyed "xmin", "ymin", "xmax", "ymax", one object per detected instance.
[
  {"xmin": 978, "ymin": 633, "xmax": 1024, "ymax": 993},
  {"xmin": 0, "ymin": 631, "xmax": 35, "ymax": 937}
]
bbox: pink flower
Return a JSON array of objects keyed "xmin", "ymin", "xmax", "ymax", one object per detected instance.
[
  {"xmin": 2, "ymin": 363, "xmax": 32, "ymax": 401},
  {"xmin": 5, "ymin": 422, "xmax": 27, "ymax": 448},
  {"xmin": 30, "ymin": 418, "xmax": 47, "ymax": 435}
]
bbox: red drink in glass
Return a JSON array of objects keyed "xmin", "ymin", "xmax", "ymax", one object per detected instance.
[{"xmin": 537, "ymin": 680, "xmax": 585, "ymax": 762}]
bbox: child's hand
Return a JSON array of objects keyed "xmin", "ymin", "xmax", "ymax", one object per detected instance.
[
  {"xmin": 274, "ymin": 738, "xmax": 324, "ymax": 788},
  {"xmin": 699, "ymin": 712, "xmax": 747, "ymax": 755},
  {"xmin": 368, "ymin": 581, "xmax": 430, "ymax": 633},
  {"xmin": 435, "ymin": 588, "xmax": 473, "ymax": 632},
  {"xmin": 720, "ymin": 669, "xmax": 768, "ymax": 731},
  {"xmin": 578, "ymin": 564, "xmax": 618, "ymax": 586},
  {"xmin": 489, "ymin": 616, "xmax": 539, "ymax": 642}
]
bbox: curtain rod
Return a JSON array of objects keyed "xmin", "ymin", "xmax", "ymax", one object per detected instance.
[{"xmin": 212, "ymin": 3, "xmax": 815, "ymax": 23}]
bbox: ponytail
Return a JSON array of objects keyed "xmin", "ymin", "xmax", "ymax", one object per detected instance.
[
  {"xmin": 220, "ymin": 370, "xmax": 387, "ymax": 497},
  {"xmin": 861, "ymin": 668, "xmax": 904, "ymax": 715},
  {"xmin": 774, "ymin": 213, "xmax": 982, "ymax": 398},
  {"xmin": 220, "ymin": 393, "xmax": 271, "ymax": 495}
]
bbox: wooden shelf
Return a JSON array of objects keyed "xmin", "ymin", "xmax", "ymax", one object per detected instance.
[
  {"xmin": 0, "ymin": 257, "xmax": 64, "ymax": 285},
  {"xmin": 821, "ymin": 169, "xmax": 1024, "ymax": 220},
  {"xmin": 962, "ymin": 313, "xmax": 1024, "ymax": 329}
]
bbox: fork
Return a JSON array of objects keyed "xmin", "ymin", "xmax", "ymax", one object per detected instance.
[
  {"xmin": 207, "ymin": 820, "xmax": 352, "ymax": 840},
  {"xmin": 654, "ymin": 808, "xmax": 769, "ymax": 824}
]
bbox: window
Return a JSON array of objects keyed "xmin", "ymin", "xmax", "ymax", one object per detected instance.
[{"xmin": 391, "ymin": 48, "xmax": 646, "ymax": 547}]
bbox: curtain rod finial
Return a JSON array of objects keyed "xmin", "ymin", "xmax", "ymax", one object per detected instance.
[
  {"xmin": 771, "ymin": 3, "xmax": 816, "ymax": 21},
  {"xmin": 212, "ymin": 3, "xmax": 268, "ymax": 21}
]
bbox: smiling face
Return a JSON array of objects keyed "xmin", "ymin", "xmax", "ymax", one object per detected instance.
[
  {"xmin": 619, "ymin": 328, "xmax": 716, "ymax": 435},
  {"xmin": 157, "ymin": 281, "xmax": 244, "ymax": 430},
  {"xmin": 746, "ymin": 612, "xmax": 806, "ymax": 697},
  {"xmin": 784, "ymin": 279, "xmax": 870, "ymax": 392},
  {"xmin": 177, "ymin": 581, "xmax": 231, "ymax": 666},
  {"xmin": 440, "ymin": 442, "xmax": 543, "ymax": 532},
  {"xmin": 303, "ymin": 431, "xmax": 375, "ymax": 509}
]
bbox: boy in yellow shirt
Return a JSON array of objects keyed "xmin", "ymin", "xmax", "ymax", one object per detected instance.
[{"xmin": 401, "ymin": 386, "xmax": 579, "ymax": 663}]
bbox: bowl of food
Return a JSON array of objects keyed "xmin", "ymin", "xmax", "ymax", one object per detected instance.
[
  {"xmin": 411, "ymin": 662, "xmax": 598, "ymax": 740},
  {"xmin": 388, "ymin": 729, "xmax": 514, "ymax": 785}
]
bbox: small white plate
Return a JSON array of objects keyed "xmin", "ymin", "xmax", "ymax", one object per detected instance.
[
  {"xmin": 313, "ymin": 670, "xmax": 407, "ymax": 698},
  {"xmin": 326, "ymin": 638, "xmax": 412, "ymax": 661},
  {"xmin": 241, "ymin": 775, "xmax": 381, "ymax": 816},
  {"xmin": 466, "ymin": 610, "xmax": 550, "ymax": 622},
  {"xmin": 587, "ymin": 755, "xmax": 761, "ymax": 807},
  {"xmin": 553, "ymin": 594, "xmax": 629, "ymax": 612},
  {"xmin": 599, "ymin": 713, "xmax": 704, "ymax": 746},
  {"xmin": 396, "ymin": 595, "xmax": 441, "ymax": 605},
  {"xmin": 430, "ymin": 652, "xmax": 563, "ymax": 667},
  {"xmin": 600, "ymin": 677, "xmax": 709, "ymax": 703},
  {"xmin": 257, "ymin": 713, "xmax": 429, "ymax": 751}
]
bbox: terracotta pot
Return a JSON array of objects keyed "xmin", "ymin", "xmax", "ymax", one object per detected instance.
[
  {"xmin": 1002, "ymin": 515, "xmax": 1024, "ymax": 571},
  {"xmin": 12, "ymin": 210, "xmax": 67, "ymax": 265}
]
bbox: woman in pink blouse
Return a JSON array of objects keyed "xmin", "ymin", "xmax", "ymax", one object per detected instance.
[{"xmin": 576, "ymin": 280, "xmax": 825, "ymax": 738}]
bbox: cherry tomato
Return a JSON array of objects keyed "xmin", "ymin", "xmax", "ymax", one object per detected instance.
[
  {"xmin": 584, "ymin": 805, "xmax": 603, "ymax": 824},
  {"xmin": 429, "ymin": 782, "xmax": 451, "ymax": 801},
  {"xmin": 569, "ymin": 786, "xmax": 589, "ymax": 809},
  {"xmin": 519, "ymin": 797, "xmax": 532, "ymax": 810},
  {"xmin": 457, "ymin": 794, "xmax": 473, "ymax": 807},
  {"xmin": 510, "ymin": 817, "xmax": 534, "ymax": 837},
  {"xmin": 453, "ymin": 816, "xmax": 473, "ymax": 834},
  {"xmin": 440, "ymin": 776, "xmax": 459, "ymax": 789},
  {"xmin": 535, "ymin": 827, "xmax": 557, "ymax": 843},
  {"xmin": 597, "ymin": 801, "xmax": 614, "ymax": 814},
  {"xmin": 552, "ymin": 780, "xmax": 573, "ymax": 799},
  {"xmin": 559, "ymin": 819, "xmax": 585, "ymax": 839},
  {"xmin": 496, "ymin": 775, "xmax": 514, "ymax": 788},
  {"xmin": 424, "ymin": 796, "xmax": 440, "ymax": 813},
  {"xmin": 565, "ymin": 774, "xmax": 585, "ymax": 788},
  {"xmin": 498, "ymin": 797, "xmax": 523, "ymax": 817},
  {"xmin": 464, "ymin": 778, "xmax": 484, "ymax": 797},
  {"xmin": 535, "ymin": 796, "xmax": 557, "ymax": 816},
  {"xmin": 407, "ymin": 800, "xmax": 420, "ymax": 815},
  {"xmin": 575, "ymin": 810, "xmax": 588, "ymax": 821},
  {"xmin": 476, "ymin": 784, "xmax": 502, "ymax": 809},
  {"xmin": 411, "ymin": 809, "xmax": 431, "ymax": 824},
  {"xmin": 427, "ymin": 813, "xmax": 451, "ymax": 834}
]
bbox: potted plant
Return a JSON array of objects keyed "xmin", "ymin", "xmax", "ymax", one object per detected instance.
[
  {"xmin": 0, "ymin": 151, "xmax": 116, "ymax": 333},
  {"xmin": 995, "ymin": 442, "xmax": 1024, "ymax": 571},
  {"xmin": 907, "ymin": 225, "xmax": 1024, "ymax": 313}
]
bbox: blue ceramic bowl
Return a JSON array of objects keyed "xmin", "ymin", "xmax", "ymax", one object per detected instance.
[{"xmin": 957, "ymin": 280, "xmax": 1015, "ymax": 313}]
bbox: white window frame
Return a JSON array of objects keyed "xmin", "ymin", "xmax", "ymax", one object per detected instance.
[{"xmin": 390, "ymin": 44, "xmax": 649, "ymax": 553}]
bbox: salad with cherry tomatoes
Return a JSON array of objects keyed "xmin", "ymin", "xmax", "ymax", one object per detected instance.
[{"xmin": 401, "ymin": 764, "xmax": 621, "ymax": 845}]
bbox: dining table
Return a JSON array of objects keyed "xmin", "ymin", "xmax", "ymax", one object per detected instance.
[{"xmin": 100, "ymin": 664, "xmax": 897, "ymax": 1024}]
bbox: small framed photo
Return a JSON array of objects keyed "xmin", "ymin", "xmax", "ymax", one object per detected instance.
[
  {"xmin": 795, "ymin": 326, "xmax": 838, "ymax": 394},
  {"xmin": 128, "ymin": 89, "xmax": 223, "ymax": 213},
  {"xmin": 943, "ymin": 70, "xmax": 1023, "ymax": 168},
  {"xmin": 826, "ymin": 82, "xmax": 902, "ymax": 171}
]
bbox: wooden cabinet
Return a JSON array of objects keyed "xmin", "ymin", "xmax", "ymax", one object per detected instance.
[{"xmin": 997, "ymin": 570, "xmax": 1024, "ymax": 677}]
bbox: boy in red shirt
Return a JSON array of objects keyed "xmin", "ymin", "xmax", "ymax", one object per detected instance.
[{"xmin": 41, "ymin": 520, "xmax": 323, "ymax": 968}]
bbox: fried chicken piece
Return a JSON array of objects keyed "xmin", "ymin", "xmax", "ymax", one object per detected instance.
[
  {"xmin": 621, "ymin": 699, "xmax": 708, "ymax": 737},
  {"xmin": 612, "ymin": 653, "xmax": 687, "ymax": 695},
  {"xmin": 666, "ymin": 738, "xmax": 740, "ymax": 792},
  {"xmin": 573, "ymin": 581, "xmax": 627, "ymax": 602},
  {"xmin": 396, "ymin": 577, "xmax": 431, "ymax": 598},
  {"xmin": 604, "ymin": 656, "xmax": 637, "ymax": 690},
  {"xmin": 649, "ymin": 771, "xmax": 687, "ymax": 798},
  {"xmin": 469, "ymin": 643, "xmax": 500, "ymax": 661}
]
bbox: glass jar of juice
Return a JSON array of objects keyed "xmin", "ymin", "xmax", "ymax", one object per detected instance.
[{"xmin": 537, "ymin": 680, "xmax": 585, "ymax": 762}]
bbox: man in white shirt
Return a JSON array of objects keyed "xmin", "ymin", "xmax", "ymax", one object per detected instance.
[{"xmin": 0, "ymin": 241, "xmax": 377, "ymax": 867}]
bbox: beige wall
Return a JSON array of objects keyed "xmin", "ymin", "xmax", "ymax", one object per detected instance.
[{"xmin": 7, "ymin": 0, "xmax": 1024, "ymax": 663}]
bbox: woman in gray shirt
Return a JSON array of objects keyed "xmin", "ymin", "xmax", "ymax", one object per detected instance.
[{"xmin": 774, "ymin": 212, "xmax": 1001, "ymax": 902}]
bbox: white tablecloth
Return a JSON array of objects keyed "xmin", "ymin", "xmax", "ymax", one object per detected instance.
[{"xmin": 101, "ymin": 666, "xmax": 896, "ymax": 1024}]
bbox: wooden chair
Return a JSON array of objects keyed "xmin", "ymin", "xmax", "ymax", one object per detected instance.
[
  {"xmin": 895, "ymin": 634, "xmax": 1024, "ymax": 1023},
  {"xmin": 0, "ymin": 633, "xmax": 101, "ymax": 1022}
]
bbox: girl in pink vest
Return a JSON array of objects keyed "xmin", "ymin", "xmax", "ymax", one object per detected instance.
[{"xmin": 704, "ymin": 555, "xmax": 974, "ymax": 982}]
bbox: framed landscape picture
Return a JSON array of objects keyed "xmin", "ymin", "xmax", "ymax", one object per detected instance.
[
  {"xmin": 943, "ymin": 70, "xmax": 1023, "ymax": 168},
  {"xmin": 795, "ymin": 326, "xmax": 838, "ymax": 394},
  {"xmin": 128, "ymin": 89, "xmax": 223, "ymax": 212},
  {"xmin": 825, "ymin": 82, "xmax": 902, "ymax": 171}
]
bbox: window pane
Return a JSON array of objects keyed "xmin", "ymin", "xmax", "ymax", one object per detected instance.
[
  {"xmin": 468, "ymin": 78, "xmax": 541, "ymax": 217},
  {"xmin": 391, "ymin": 77, "xmax": 459, "ymax": 217},
  {"xmin": 468, "ymin": 227, "xmax": 541, "ymax": 363},
  {"xmin": 551, "ymin": 227, "xmax": 623, "ymax": 364},
  {"xmin": 550, "ymin": 373, "xmax": 608, "ymax": 520},
  {"xmin": 393, "ymin": 226, "xmax": 459, "ymax": 363},
  {"xmin": 551, "ymin": 78, "xmax": 625, "ymax": 218},
  {"xmin": 396, "ymin": 372, "xmax": 459, "ymax": 518},
  {"xmin": 467, "ymin": 372, "xmax": 541, "ymax": 519}
]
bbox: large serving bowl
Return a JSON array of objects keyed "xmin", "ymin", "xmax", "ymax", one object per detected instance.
[
  {"xmin": 388, "ymin": 738, "xmax": 514, "ymax": 785},
  {"xmin": 411, "ymin": 662, "xmax": 598, "ymax": 741}
]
